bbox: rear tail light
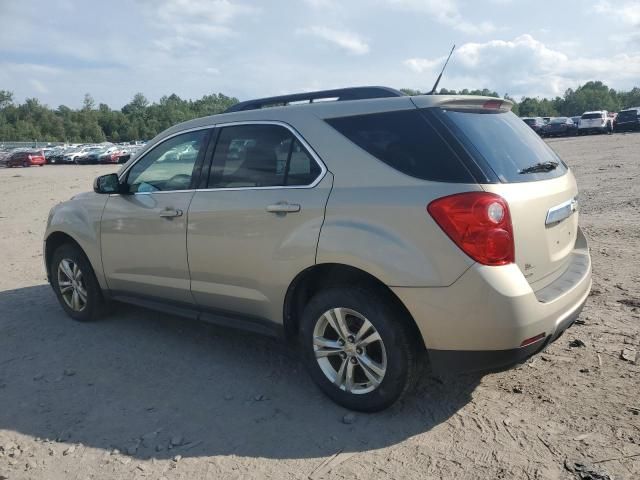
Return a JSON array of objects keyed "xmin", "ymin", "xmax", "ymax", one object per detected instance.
[
  {"xmin": 427, "ymin": 192, "xmax": 515, "ymax": 266},
  {"xmin": 482, "ymin": 100, "xmax": 503, "ymax": 110}
]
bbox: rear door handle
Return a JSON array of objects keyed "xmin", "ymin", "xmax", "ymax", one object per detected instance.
[
  {"xmin": 159, "ymin": 208, "xmax": 183, "ymax": 218},
  {"xmin": 266, "ymin": 202, "xmax": 301, "ymax": 214}
]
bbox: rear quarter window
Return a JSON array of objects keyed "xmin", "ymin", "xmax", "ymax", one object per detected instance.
[{"xmin": 325, "ymin": 109, "xmax": 474, "ymax": 183}]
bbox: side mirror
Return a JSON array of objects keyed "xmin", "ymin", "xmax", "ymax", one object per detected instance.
[{"xmin": 93, "ymin": 173, "xmax": 124, "ymax": 194}]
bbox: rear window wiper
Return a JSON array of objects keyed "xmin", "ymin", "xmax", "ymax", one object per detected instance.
[{"xmin": 518, "ymin": 161, "xmax": 559, "ymax": 174}]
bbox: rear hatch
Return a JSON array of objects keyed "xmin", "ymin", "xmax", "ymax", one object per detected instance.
[
  {"xmin": 547, "ymin": 118, "xmax": 568, "ymax": 132},
  {"xmin": 580, "ymin": 112, "xmax": 605, "ymax": 129},
  {"xmin": 411, "ymin": 97, "xmax": 578, "ymax": 287},
  {"xmin": 616, "ymin": 109, "xmax": 639, "ymax": 125}
]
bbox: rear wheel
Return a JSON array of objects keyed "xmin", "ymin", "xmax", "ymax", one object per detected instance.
[
  {"xmin": 22, "ymin": 161, "xmax": 29, "ymax": 167},
  {"xmin": 51, "ymin": 244, "xmax": 107, "ymax": 322},
  {"xmin": 299, "ymin": 288, "xmax": 420, "ymax": 412}
]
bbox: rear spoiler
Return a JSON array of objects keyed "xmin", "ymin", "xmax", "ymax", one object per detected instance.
[
  {"xmin": 411, "ymin": 96, "xmax": 513, "ymax": 113},
  {"xmin": 437, "ymin": 98, "xmax": 513, "ymax": 113}
]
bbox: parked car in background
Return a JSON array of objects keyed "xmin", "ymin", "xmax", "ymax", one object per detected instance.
[
  {"xmin": 0, "ymin": 149, "xmax": 12, "ymax": 166},
  {"xmin": 63, "ymin": 147, "xmax": 89, "ymax": 164},
  {"xmin": 99, "ymin": 147, "xmax": 131, "ymax": 164},
  {"xmin": 545, "ymin": 117, "xmax": 578, "ymax": 137},
  {"xmin": 45, "ymin": 87, "xmax": 591, "ymax": 411},
  {"xmin": 46, "ymin": 147, "xmax": 67, "ymax": 164},
  {"xmin": 614, "ymin": 107, "xmax": 640, "ymax": 132},
  {"xmin": 5, "ymin": 150, "xmax": 46, "ymax": 167},
  {"xmin": 521, "ymin": 117, "xmax": 547, "ymax": 136},
  {"xmin": 578, "ymin": 111, "xmax": 612, "ymax": 135},
  {"xmin": 75, "ymin": 146, "xmax": 105, "ymax": 164}
]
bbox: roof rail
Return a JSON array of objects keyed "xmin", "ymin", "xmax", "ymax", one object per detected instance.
[{"xmin": 224, "ymin": 86, "xmax": 405, "ymax": 113}]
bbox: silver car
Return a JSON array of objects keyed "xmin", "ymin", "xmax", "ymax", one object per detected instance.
[{"xmin": 44, "ymin": 87, "xmax": 592, "ymax": 411}]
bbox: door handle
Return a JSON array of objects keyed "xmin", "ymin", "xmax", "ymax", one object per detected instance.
[
  {"xmin": 266, "ymin": 202, "xmax": 301, "ymax": 214},
  {"xmin": 159, "ymin": 208, "xmax": 183, "ymax": 218}
]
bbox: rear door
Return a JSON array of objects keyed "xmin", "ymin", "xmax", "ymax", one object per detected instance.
[
  {"xmin": 100, "ymin": 128, "xmax": 211, "ymax": 304},
  {"xmin": 187, "ymin": 122, "xmax": 331, "ymax": 323},
  {"xmin": 419, "ymin": 102, "xmax": 579, "ymax": 288}
]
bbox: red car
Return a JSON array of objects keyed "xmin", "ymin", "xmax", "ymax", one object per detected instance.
[
  {"xmin": 98, "ymin": 148, "xmax": 131, "ymax": 164},
  {"xmin": 5, "ymin": 150, "xmax": 46, "ymax": 167}
]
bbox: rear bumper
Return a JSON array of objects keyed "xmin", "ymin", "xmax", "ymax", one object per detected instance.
[
  {"xmin": 427, "ymin": 293, "xmax": 587, "ymax": 374},
  {"xmin": 614, "ymin": 122, "xmax": 640, "ymax": 132},
  {"xmin": 392, "ymin": 227, "xmax": 592, "ymax": 375},
  {"xmin": 579, "ymin": 126, "xmax": 608, "ymax": 134}
]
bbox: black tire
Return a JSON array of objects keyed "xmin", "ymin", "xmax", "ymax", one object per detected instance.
[
  {"xmin": 23, "ymin": 161, "xmax": 29, "ymax": 168},
  {"xmin": 299, "ymin": 287, "xmax": 420, "ymax": 412},
  {"xmin": 50, "ymin": 243, "xmax": 107, "ymax": 322}
]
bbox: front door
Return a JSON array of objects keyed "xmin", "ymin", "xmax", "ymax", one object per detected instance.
[{"xmin": 101, "ymin": 128, "xmax": 211, "ymax": 305}]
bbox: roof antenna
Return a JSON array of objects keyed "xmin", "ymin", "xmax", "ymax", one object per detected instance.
[{"xmin": 427, "ymin": 44, "xmax": 455, "ymax": 95}]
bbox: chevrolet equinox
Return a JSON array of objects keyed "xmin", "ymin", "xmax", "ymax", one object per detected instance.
[{"xmin": 44, "ymin": 87, "xmax": 592, "ymax": 411}]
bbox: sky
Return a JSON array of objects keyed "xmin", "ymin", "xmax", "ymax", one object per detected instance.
[{"xmin": 0, "ymin": 0, "xmax": 639, "ymax": 108}]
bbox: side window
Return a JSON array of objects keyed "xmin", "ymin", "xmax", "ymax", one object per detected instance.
[
  {"xmin": 325, "ymin": 109, "xmax": 473, "ymax": 183},
  {"xmin": 126, "ymin": 129, "xmax": 208, "ymax": 193},
  {"xmin": 286, "ymin": 139, "xmax": 321, "ymax": 186},
  {"xmin": 208, "ymin": 124, "xmax": 321, "ymax": 188}
]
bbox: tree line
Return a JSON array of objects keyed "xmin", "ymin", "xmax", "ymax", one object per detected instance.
[{"xmin": 1, "ymin": 80, "xmax": 639, "ymax": 143}]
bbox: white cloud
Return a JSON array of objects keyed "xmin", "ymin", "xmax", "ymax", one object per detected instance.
[
  {"xmin": 303, "ymin": 0, "xmax": 337, "ymax": 7},
  {"xmin": 299, "ymin": 26, "xmax": 370, "ymax": 55},
  {"xmin": 387, "ymin": 0, "xmax": 496, "ymax": 34},
  {"xmin": 404, "ymin": 57, "xmax": 442, "ymax": 73},
  {"xmin": 593, "ymin": 1, "xmax": 640, "ymax": 26},
  {"xmin": 403, "ymin": 34, "xmax": 640, "ymax": 98},
  {"xmin": 146, "ymin": 0, "xmax": 260, "ymax": 53},
  {"xmin": 156, "ymin": 0, "xmax": 258, "ymax": 25}
]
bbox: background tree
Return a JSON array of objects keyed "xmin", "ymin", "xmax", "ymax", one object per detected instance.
[{"xmin": 1, "ymin": 81, "xmax": 638, "ymax": 143}]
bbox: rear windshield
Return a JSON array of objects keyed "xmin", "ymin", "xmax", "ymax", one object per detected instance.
[
  {"xmin": 522, "ymin": 118, "xmax": 536, "ymax": 125},
  {"xmin": 435, "ymin": 109, "xmax": 568, "ymax": 183},
  {"xmin": 618, "ymin": 109, "xmax": 639, "ymax": 119},
  {"xmin": 582, "ymin": 113, "xmax": 604, "ymax": 119},
  {"xmin": 550, "ymin": 117, "xmax": 568, "ymax": 124}
]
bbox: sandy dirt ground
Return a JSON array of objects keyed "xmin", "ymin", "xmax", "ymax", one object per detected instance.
[{"xmin": 1, "ymin": 133, "xmax": 639, "ymax": 480}]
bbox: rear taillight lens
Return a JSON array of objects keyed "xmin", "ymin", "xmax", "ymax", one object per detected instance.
[
  {"xmin": 427, "ymin": 192, "xmax": 515, "ymax": 266},
  {"xmin": 482, "ymin": 100, "xmax": 503, "ymax": 110}
]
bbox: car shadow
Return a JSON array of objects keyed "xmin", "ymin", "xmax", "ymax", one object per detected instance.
[{"xmin": 0, "ymin": 284, "xmax": 482, "ymax": 460}]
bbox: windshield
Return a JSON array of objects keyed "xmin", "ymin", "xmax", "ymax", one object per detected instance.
[
  {"xmin": 522, "ymin": 118, "xmax": 536, "ymax": 125},
  {"xmin": 550, "ymin": 117, "xmax": 568, "ymax": 124},
  {"xmin": 618, "ymin": 109, "xmax": 638, "ymax": 119},
  {"xmin": 436, "ymin": 109, "xmax": 568, "ymax": 183},
  {"xmin": 582, "ymin": 113, "xmax": 604, "ymax": 119}
]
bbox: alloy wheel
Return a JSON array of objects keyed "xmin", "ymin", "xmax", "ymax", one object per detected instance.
[
  {"xmin": 57, "ymin": 258, "xmax": 88, "ymax": 312},
  {"xmin": 313, "ymin": 307, "xmax": 387, "ymax": 394}
]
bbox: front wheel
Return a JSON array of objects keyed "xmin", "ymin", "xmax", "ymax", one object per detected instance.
[
  {"xmin": 50, "ymin": 243, "xmax": 107, "ymax": 322},
  {"xmin": 299, "ymin": 288, "xmax": 420, "ymax": 412}
]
